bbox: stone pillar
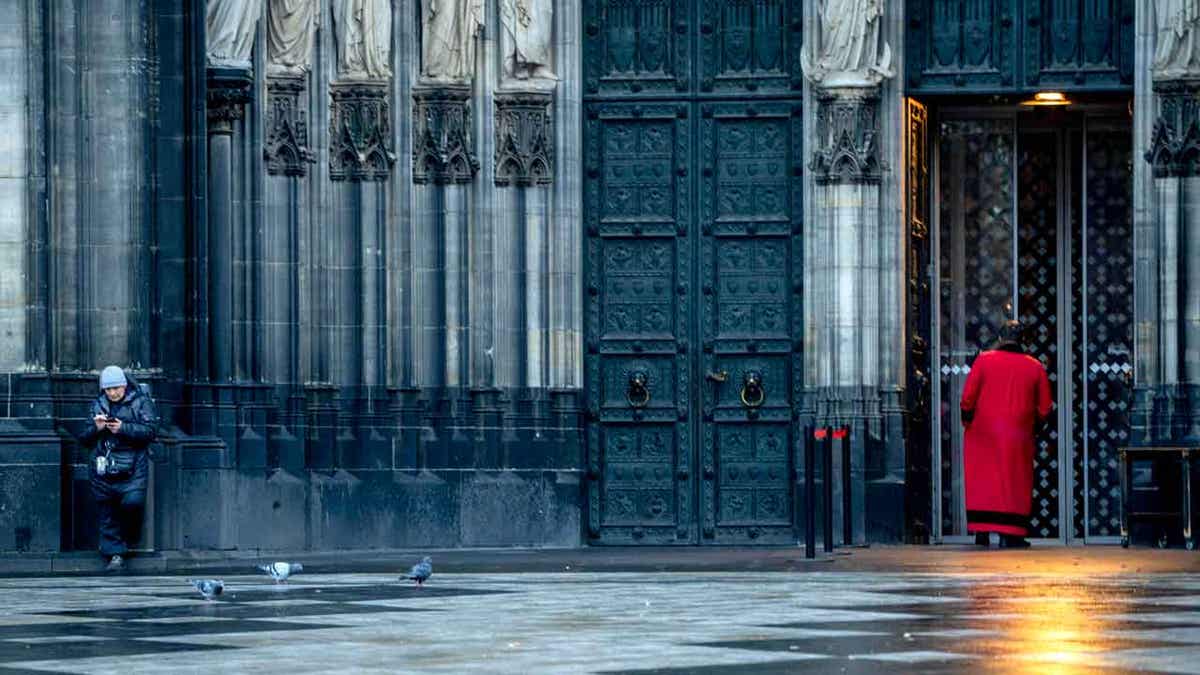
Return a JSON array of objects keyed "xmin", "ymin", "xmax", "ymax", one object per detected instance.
[
  {"xmin": 1131, "ymin": 0, "xmax": 1161, "ymax": 442},
  {"xmin": 1136, "ymin": 0, "xmax": 1200, "ymax": 443},
  {"xmin": 1146, "ymin": 78, "xmax": 1200, "ymax": 440},
  {"xmin": 807, "ymin": 86, "xmax": 885, "ymax": 543},
  {"xmin": 206, "ymin": 68, "xmax": 253, "ymax": 385},
  {"xmin": 412, "ymin": 85, "xmax": 479, "ymax": 449},
  {"xmin": 494, "ymin": 89, "xmax": 555, "ymax": 456},
  {"xmin": 263, "ymin": 72, "xmax": 313, "ymax": 469},
  {"xmin": 802, "ymin": 0, "xmax": 903, "ymax": 543},
  {"xmin": 494, "ymin": 90, "xmax": 554, "ymax": 386},
  {"xmin": 413, "ymin": 85, "xmax": 478, "ymax": 384},
  {"xmin": 329, "ymin": 81, "xmax": 395, "ymax": 466},
  {"xmin": 549, "ymin": 0, "xmax": 584, "ymax": 392}
]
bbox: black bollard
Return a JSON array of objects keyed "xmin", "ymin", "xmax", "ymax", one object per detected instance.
[
  {"xmin": 823, "ymin": 427, "xmax": 834, "ymax": 553},
  {"xmin": 805, "ymin": 425, "xmax": 815, "ymax": 559},
  {"xmin": 839, "ymin": 426, "xmax": 852, "ymax": 546}
]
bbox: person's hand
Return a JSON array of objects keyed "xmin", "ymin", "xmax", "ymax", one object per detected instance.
[
  {"xmin": 105, "ymin": 418, "xmax": 122, "ymax": 434},
  {"xmin": 94, "ymin": 414, "xmax": 107, "ymax": 430}
]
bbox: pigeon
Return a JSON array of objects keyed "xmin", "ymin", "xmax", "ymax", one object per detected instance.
[
  {"xmin": 258, "ymin": 562, "xmax": 303, "ymax": 583},
  {"xmin": 191, "ymin": 579, "xmax": 224, "ymax": 601},
  {"xmin": 401, "ymin": 556, "xmax": 433, "ymax": 587}
]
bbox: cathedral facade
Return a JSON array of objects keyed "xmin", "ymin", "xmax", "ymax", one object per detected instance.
[{"xmin": 0, "ymin": 0, "xmax": 1190, "ymax": 552}]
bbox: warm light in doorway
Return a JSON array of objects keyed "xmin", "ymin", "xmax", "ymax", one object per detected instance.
[{"xmin": 1020, "ymin": 91, "xmax": 1072, "ymax": 107}]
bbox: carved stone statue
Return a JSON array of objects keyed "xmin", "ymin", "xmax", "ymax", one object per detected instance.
[
  {"xmin": 802, "ymin": 0, "xmax": 894, "ymax": 87},
  {"xmin": 499, "ymin": 0, "xmax": 556, "ymax": 83},
  {"xmin": 267, "ymin": 0, "xmax": 317, "ymax": 74},
  {"xmin": 1154, "ymin": 0, "xmax": 1200, "ymax": 79},
  {"xmin": 207, "ymin": 0, "xmax": 262, "ymax": 68},
  {"xmin": 332, "ymin": 0, "xmax": 393, "ymax": 80},
  {"xmin": 421, "ymin": 0, "xmax": 485, "ymax": 83}
]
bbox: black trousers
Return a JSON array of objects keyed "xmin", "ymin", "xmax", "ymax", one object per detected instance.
[{"xmin": 90, "ymin": 454, "xmax": 148, "ymax": 557}]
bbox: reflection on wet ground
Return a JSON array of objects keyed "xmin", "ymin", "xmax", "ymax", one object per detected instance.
[{"xmin": 1, "ymin": 571, "xmax": 1199, "ymax": 673}]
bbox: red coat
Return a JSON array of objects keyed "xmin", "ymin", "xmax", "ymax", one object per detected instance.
[{"xmin": 959, "ymin": 348, "xmax": 1053, "ymax": 537}]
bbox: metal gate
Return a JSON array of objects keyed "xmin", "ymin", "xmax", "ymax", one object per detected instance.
[
  {"xmin": 582, "ymin": 0, "xmax": 804, "ymax": 545},
  {"xmin": 932, "ymin": 107, "xmax": 1133, "ymax": 543}
]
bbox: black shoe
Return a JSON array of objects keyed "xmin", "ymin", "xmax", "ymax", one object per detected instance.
[
  {"xmin": 105, "ymin": 555, "xmax": 125, "ymax": 573},
  {"xmin": 1001, "ymin": 535, "xmax": 1031, "ymax": 549},
  {"xmin": 974, "ymin": 533, "xmax": 989, "ymax": 546}
]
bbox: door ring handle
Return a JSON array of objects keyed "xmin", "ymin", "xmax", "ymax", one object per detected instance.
[
  {"xmin": 740, "ymin": 370, "xmax": 765, "ymax": 408},
  {"xmin": 627, "ymin": 371, "xmax": 650, "ymax": 408}
]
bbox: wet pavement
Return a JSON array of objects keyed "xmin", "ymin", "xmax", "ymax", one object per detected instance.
[{"xmin": 0, "ymin": 548, "xmax": 1199, "ymax": 673}]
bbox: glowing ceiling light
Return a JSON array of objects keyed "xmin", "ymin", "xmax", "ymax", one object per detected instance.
[{"xmin": 1020, "ymin": 91, "xmax": 1072, "ymax": 106}]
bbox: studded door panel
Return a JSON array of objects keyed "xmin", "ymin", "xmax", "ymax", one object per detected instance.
[
  {"xmin": 584, "ymin": 0, "xmax": 804, "ymax": 546},
  {"xmin": 699, "ymin": 102, "xmax": 802, "ymax": 544},
  {"xmin": 585, "ymin": 105, "xmax": 694, "ymax": 545}
]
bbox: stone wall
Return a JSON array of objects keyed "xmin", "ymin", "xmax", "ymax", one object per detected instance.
[{"xmin": 0, "ymin": 0, "xmax": 584, "ymax": 553}]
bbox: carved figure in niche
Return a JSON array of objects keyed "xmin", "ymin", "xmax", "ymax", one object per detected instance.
[
  {"xmin": 422, "ymin": 0, "xmax": 485, "ymax": 83},
  {"xmin": 332, "ymin": 0, "xmax": 393, "ymax": 79},
  {"xmin": 267, "ymin": 0, "xmax": 317, "ymax": 74},
  {"xmin": 500, "ymin": 0, "xmax": 556, "ymax": 83},
  {"xmin": 207, "ymin": 0, "xmax": 262, "ymax": 68},
  {"xmin": 802, "ymin": 0, "xmax": 894, "ymax": 86},
  {"xmin": 1154, "ymin": 0, "xmax": 1200, "ymax": 79}
]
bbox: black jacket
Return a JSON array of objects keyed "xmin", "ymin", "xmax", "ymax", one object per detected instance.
[{"xmin": 79, "ymin": 371, "xmax": 159, "ymax": 455}]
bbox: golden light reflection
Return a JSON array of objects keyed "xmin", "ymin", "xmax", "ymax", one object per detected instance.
[{"xmin": 965, "ymin": 579, "xmax": 1115, "ymax": 673}]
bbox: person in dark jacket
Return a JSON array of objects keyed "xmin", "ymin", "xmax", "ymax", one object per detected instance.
[{"xmin": 79, "ymin": 366, "xmax": 158, "ymax": 572}]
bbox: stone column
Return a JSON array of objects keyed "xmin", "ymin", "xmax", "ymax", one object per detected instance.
[
  {"xmin": 549, "ymin": 0, "xmax": 584, "ymax": 413},
  {"xmin": 494, "ymin": 90, "xmax": 554, "ymax": 383},
  {"xmin": 263, "ymin": 67, "xmax": 314, "ymax": 466},
  {"xmin": 412, "ymin": 85, "xmax": 479, "ymax": 444},
  {"xmin": 807, "ymin": 86, "xmax": 886, "ymax": 543},
  {"xmin": 1146, "ymin": 78, "xmax": 1200, "ymax": 440},
  {"xmin": 1131, "ymin": 0, "xmax": 1161, "ymax": 442},
  {"xmin": 494, "ymin": 89, "xmax": 555, "ymax": 447},
  {"xmin": 1137, "ymin": 0, "xmax": 1200, "ymax": 442},
  {"xmin": 802, "ymin": 0, "xmax": 902, "ymax": 541},
  {"xmin": 206, "ymin": 68, "xmax": 253, "ymax": 385},
  {"xmin": 329, "ymin": 81, "xmax": 395, "ymax": 467}
]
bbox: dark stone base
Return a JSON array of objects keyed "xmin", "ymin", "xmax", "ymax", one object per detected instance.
[
  {"xmin": 866, "ymin": 478, "xmax": 906, "ymax": 543},
  {"xmin": 35, "ymin": 379, "xmax": 584, "ymax": 553},
  {"xmin": 0, "ymin": 424, "xmax": 62, "ymax": 552}
]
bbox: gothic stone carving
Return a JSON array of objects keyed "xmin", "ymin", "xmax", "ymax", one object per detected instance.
[
  {"xmin": 329, "ymin": 82, "xmax": 396, "ymax": 182},
  {"xmin": 1147, "ymin": 79, "xmax": 1200, "ymax": 178},
  {"xmin": 264, "ymin": 75, "xmax": 315, "ymax": 176},
  {"xmin": 413, "ymin": 86, "xmax": 479, "ymax": 185},
  {"xmin": 494, "ymin": 92, "xmax": 553, "ymax": 187},
  {"xmin": 810, "ymin": 87, "xmax": 881, "ymax": 184},
  {"xmin": 206, "ymin": 67, "xmax": 254, "ymax": 133}
]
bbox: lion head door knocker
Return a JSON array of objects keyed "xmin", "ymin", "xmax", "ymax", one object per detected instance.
[
  {"xmin": 626, "ymin": 370, "xmax": 650, "ymax": 408},
  {"xmin": 740, "ymin": 370, "xmax": 765, "ymax": 408}
]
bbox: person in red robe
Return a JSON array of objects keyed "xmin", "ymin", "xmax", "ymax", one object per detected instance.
[{"xmin": 959, "ymin": 320, "xmax": 1053, "ymax": 548}]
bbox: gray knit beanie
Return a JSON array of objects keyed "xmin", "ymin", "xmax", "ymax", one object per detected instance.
[{"xmin": 99, "ymin": 366, "xmax": 127, "ymax": 390}]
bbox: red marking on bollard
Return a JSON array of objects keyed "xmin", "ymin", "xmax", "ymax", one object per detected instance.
[
  {"xmin": 833, "ymin": 428, "xmax": 849, "ymax": 439},
  {"xmin": 814, "ymin": 428, "xmax": 828, "ymax": 440}
]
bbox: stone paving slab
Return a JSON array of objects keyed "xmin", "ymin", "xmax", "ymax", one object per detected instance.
[
  {"xmin": 0, "ymin": 567, "xmax": 1196, "ymax": 673},
  {"xmin": 5, "ymin": 543, "xmax": 1200, "ymax": 578}
]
